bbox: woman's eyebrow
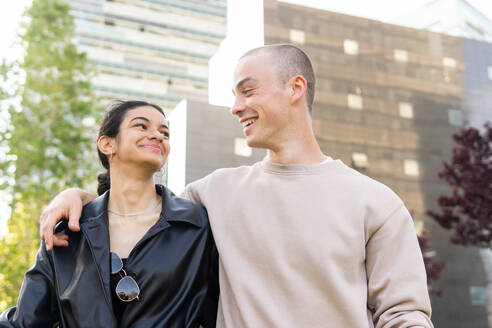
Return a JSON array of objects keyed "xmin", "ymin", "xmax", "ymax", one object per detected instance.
[
  {"xmin": 130, "ymin": 116, "xmax": 168, "ymax": 129},
  {"xmin": 130, "ymin": 116, "xmax": 150, "ymax": 123}
]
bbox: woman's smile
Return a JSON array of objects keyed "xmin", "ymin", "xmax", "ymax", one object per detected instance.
[{"xmin": 141, "ymin": 143, "xmax": 162, "ymax": 153}]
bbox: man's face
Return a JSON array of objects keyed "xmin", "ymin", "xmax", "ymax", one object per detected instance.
[{"xmin": 231, "ymin": 53, "xmax": 291, "ymax": 150}]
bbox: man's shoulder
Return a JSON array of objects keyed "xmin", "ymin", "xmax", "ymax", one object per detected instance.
[
  {"xmin": 183, "ymin": 163, "xmax": 260, "ymax": 204},
  {"xmin": 334, "ymin": 164, "xmax": 403, "ymax": 208},
  {"xmin": 190, "ymin": 163, "xmax": 260, "ymax": 185},
  {"xmin": 328, "ymin": 165, "xmax": 410, "ymax": 234}
]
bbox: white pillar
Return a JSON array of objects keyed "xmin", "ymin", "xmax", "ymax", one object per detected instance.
[
  {"xmin": 208, "ymin": 0, "xmax": 265, "ymax": 107},
  {"xmin": 167, "ymin": 99, "xmax": 188, "ymax": 194}
]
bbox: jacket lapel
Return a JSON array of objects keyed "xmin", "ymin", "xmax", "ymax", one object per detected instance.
[
  {"xmin": 128, "ymin": 185, "xmax": 203, "ymax": 257},
  {"xmin": 79, "ymin": 192, "xmax": 113, "ymax": 313}
]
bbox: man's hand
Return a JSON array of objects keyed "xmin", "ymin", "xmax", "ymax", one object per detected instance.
[{"xmin": 40, "ymin": 188, "xmax": 96, "ymax": 250}]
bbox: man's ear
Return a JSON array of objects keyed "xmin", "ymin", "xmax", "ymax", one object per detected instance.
[
  {"xmin": 97, "ymin": 135, "xmax": 115, "ymax": 157},
  {"xmin": 289, "ymin": 75, "xmax": 307, "ymax": 106}
]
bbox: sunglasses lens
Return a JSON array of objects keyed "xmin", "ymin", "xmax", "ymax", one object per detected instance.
[
  {"xmin": 116, "ymin": 276, "xmax": 140, "ymax": 302},
  {"xmin": 111, "ymin": 252, "xmax": 123, "ymax": 275}
]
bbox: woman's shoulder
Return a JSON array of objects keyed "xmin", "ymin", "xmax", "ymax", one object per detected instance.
[
  {"xmin": 157, "ymin": 184, "xmax": 209, "ymax": 228},
  {"xmin": 80, "ymin": 191, "xmax": 109, "ymax": 222}
]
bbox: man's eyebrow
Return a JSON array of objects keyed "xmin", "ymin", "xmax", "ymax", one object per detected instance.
[
  {"xmin": 232, "ymin": 77, "xmax": 257, "ymax": 94},
  {"xmin": 130, "ymin": 116, "xmax": 169, "ymax": 129}
]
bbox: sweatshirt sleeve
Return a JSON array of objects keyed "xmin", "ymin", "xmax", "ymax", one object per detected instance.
[
  {"xmin": 365, "ymin": 203, "xmax": 433, "ymax": 328},
  {"xmin": 0, "ymin": 243, "xmax": 60, "ymax": 328},
  {"xmin": 198, "ymin": 208, "xmax": 220, "ymax": 328},
  {"xmin": 181, "ymin": 180, "xmax": 204, "ymax": 206}
]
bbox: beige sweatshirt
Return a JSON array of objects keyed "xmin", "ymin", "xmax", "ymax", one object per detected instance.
[{"xmin": 183, "ymin": 159, "xmax": 432, "ymax": 328}]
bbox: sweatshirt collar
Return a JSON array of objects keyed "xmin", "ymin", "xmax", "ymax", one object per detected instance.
[{"xmin": 260, "ymin": 156, "xmax": 343, "ymax": 175}]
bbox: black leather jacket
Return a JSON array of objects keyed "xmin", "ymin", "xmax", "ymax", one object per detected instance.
[{"xmin": 0, "ymin": 185, "xmax": 219, "ymax": 328}]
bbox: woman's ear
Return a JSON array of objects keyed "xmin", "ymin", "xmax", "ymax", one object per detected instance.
[{"xmin": 97, "ymin": 135, "xmax": 115, "ymax": 157}]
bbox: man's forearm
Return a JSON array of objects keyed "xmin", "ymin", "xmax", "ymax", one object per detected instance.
[
  {"xmin": 40, "ymin": 187, "xmax": 96, "ymax": 249},
  {"xmin": 75, "ymin": 188, "xmax": 97, "ymax": 206}
]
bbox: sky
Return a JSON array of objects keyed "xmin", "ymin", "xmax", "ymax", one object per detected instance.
[
  {"xmin": 0, "ymin": 0, "xmax": 31, "ymax": 63},
  {"xmin": 283, "ymin": 0, "xmax": 492, "ymax": 23},
  {"xmin": 0, "ymin": 0, "xmax": 492, "ymax": 234},
  {"xmin": 0, "ymin": 0, "xmax": 31, "ymax": 235}
]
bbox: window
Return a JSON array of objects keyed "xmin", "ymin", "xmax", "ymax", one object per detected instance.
[
  {"xmin": 347, "ymin": 94, "xmax": 363, "ymax": 110},
  {"xmin": 488, "ymin": 66, "xmax": 492, "ymax": 80},
  {"xmin": 470, "ymin": 286, "xmax": 486, "ymax": 305},
  {"xmin": 289, "ymin": 29, "xmax": 305, "ymax": 45},
  {"xmin": 404, "ymin": 159, "xmax": 419, "ymax": 177},
  {"xmin": 414, "ymin": 220, "xmax": 424, "ymax": 235},
  {"xmin": 448, "ymin": 109, "xmax": 463, "ymax": 126},
  {"xmin": 398, "ymin": 102, "xmax": 414, "ymax": 119},
  {"xmin": 442, "ymin": 57, "xmax": 456, "ymax": 69},
  {"xmin": 394, "ymin": 49, "xmax": 408, "ymax": 63},
  {"xmin": 234, "ymin": 138, "xmax": 252, "ymax": 157},
  {"xmin": 352, "ymin": 152, "xmax": 368, "ymax": 170},
  {"xmin": 344, "ymin": 39, "xmax": 359, "ymax": 55}
]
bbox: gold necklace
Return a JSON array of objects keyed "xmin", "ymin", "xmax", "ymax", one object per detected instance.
[{"xmin": 108, "ymin": 199, "xmax": 161, "ymax": 217}]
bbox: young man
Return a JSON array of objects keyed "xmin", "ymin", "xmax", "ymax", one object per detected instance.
[{"xmin": 40, "ymin": 44, "xmax": 433, "ymax": 327}]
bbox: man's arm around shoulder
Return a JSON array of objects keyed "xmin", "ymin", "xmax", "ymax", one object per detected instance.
[{"xmin": 40, "ymin": 188, "xmax": 96, "ymax": 250}]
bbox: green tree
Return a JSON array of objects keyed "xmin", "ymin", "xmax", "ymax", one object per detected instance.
[{"xmin": 0, "ymin": 0, "xmax": 101, "ymax": 311}]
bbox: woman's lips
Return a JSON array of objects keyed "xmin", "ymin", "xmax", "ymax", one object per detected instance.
[{"xmin": 141, "ymin": 144, "xmax": 162, "ymax": 153}]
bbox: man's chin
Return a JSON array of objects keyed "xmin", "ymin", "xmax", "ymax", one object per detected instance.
[
  {"xmin": 245, "ymin": 137, "xmax": 257, "ymax": 148},
  {"xmin": 245, "ymin": 137, "xmax": 268, "ymax": 150}
]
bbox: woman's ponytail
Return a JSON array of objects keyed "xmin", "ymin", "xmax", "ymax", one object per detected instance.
[{"xmin": 97, "ymin": 171, "xmax": 111, "ymax": 196}]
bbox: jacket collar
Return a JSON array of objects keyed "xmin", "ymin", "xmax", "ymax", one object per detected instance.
[
  {"xmin": 157, "ymin": 184, "xmax": 203, "ymax": 228},
  {"xmin": 80, "ymin": 184, "xmax": 203, "ymax": 228},
  {"xmin": 76, "ymin": 184, "xmax": 202, "ymax": 317}
]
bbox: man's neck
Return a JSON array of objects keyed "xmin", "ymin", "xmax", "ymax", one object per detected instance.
[
  {"xmin": 267, "ymin": 138, "xmax": 326, "ymax": 165},
  {"xmin": 267, "ymin": 118, "xmax": 326, "ymax": 165}
]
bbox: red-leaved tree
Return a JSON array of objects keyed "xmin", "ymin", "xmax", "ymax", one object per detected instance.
[
  {"xmin": 428, "ymin": 123, "xmax": 492, "ymax": 246},
  {"xmin": 418, "ymin": 232, "xmax": 445, "ymax": 296}
]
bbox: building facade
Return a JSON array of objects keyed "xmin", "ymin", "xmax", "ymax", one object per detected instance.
[
  {"xmin": 263, "ymin": 1, "xmax": 492, "ymax": 327},
  {"xmin": 67, "ymin": 0, "xmax": 226, "ymax": 111}
]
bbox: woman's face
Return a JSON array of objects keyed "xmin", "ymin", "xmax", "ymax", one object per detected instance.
[{"xmin": 114, "ymin": 105, "xmax": 170, "ymax": 172}]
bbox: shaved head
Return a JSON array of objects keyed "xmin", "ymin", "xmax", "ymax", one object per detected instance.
[{"xmin": 239, "ymin": 44, "xmax": 316, "ymax": 112}]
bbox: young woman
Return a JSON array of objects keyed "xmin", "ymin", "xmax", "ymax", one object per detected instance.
[{"xmin": 0, "ymin": 101, "xmax": 218, "ymax": 328}]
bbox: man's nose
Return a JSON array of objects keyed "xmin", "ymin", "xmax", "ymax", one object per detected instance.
[{"xmin": 230, "ymin": 97, "xmax": 245, "ymax": 116}]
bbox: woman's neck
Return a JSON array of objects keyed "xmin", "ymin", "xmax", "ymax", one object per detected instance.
[{"xmin": 108, "ymin": 166, "xmax": 159, "ymax": 215}]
